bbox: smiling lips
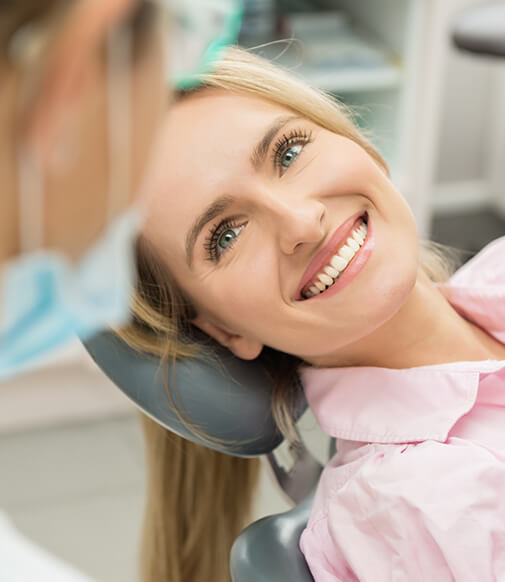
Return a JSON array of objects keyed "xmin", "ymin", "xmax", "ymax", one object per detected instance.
[{"xmin": 298, "ymin": 213, "xmax": 369, "ymax": 300}]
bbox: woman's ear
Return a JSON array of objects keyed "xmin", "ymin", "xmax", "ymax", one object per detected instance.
[
  {"xmin": 22, "ymin": 0, "xmax": 134, "ymax": 157},
  {"xmin": 192, "ymin": 315, "xmax": 263, "ymax": 361}
]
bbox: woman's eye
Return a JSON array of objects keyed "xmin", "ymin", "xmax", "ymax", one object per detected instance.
[
  {"xmin": 273, "ymin": 128, "xmax": 313, "ymax": 176},
  {"xmin": 280, "ymin": 144, "xmax": 303, "ymax": 170},
  {"xmin": 204, "ymin": 221, "xmax": 246, "ymax": 262},
  {"xmin": 218, "ymin": 226, "xmax": 241, "ymax": 251}
]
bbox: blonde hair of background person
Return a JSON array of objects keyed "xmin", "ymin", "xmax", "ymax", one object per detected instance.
[{"xmin": 116, "ymin": 47, "xmax": 463, "ymax": 582}]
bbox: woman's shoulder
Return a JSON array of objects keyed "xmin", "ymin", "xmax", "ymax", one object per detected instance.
[
  {"xmin": 449, "ymin": 235, "xmax": 505, "ymax": 288},
  {"xmin": 302, "ymin": 438, "xmax": 505, "ymax": 580},
  {"xmin": 308, "ymin": 437, "xmax": 505, "ymax": 531}
]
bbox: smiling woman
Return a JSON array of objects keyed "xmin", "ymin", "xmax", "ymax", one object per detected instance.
[{"xmin": 118, "ymin": 47, "xmax": 505, "ymax": 582}]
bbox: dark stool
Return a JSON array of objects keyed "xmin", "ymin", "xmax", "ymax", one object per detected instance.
[{"xmin": 452, "ymin": 1, "xmax": 505, "ymax": 57}]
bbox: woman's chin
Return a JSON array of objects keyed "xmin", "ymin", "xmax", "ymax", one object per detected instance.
[{"xmin": 304, "ymin": 262, "xmax": 418, "ymax": 366}]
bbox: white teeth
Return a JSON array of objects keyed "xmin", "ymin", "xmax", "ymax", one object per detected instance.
[
  {"xmin": 338, "ymin": 245, "xmax": 354, "ymax": 260},
  {"xmin": 353, "ymin": 229, "xmax": 365, "ymax": 244},
  {"xmin": 324, "ymin": 265, "xmax": 339, "ymax": 278},
  {"xmin": 302, "ymin": 220, "xmax": 368, "ymax": 299},
  {"xmin": 330, "ymin": 255, "xmax": 348, "ymax": 271},
  {"xmin": 318, "ymin": 273, "xmax": 333, "ymax": 286},
  {"xmin": 347, "ymin": 237, "xmax": 360, "ymax": 252}
]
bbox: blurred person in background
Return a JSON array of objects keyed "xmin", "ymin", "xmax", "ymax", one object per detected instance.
[{"xmin": 0, "ymin": 0, "xmax": 242, "ymax": 580}]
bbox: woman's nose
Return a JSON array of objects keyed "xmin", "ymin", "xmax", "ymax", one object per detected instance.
[{"xmin": 273, "ymin": 197, "xmax": 326, "ymax": 255}]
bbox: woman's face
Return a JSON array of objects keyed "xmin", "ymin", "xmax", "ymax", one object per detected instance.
[{"xmin": 144, "ymin": 89, "xmax": 420, "ymax": 367}]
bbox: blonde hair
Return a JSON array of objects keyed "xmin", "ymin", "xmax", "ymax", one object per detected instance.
[
  {"xmin": 117, "ymin": 47, "xmax": 457, "ymax": 582},
  {"xmin": 140, "ymin": 414, "xmax": 260, "ymax": 582}
]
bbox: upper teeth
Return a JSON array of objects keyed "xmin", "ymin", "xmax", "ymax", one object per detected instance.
[{"xmin": 303, "ymin": 222, "xmax": 368, "ymax": 299}]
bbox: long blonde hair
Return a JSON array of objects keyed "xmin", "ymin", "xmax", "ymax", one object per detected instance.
[{"xmin": 117, "ymin": 47, "xmax": 457, "ymax": 582}]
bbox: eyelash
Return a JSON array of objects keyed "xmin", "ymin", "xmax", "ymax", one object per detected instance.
[
  {"xmin": 271, "ymin": 127, "xmax": 313, "ymax": 173},
  {"xmin": 204, "ymin": 217, "xmax": 244, "ymax": 262}
]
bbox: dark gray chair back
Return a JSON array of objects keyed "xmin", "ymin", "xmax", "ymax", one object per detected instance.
[
  {"xmin": 82, "ymin": 330, "xmax": 317, "ymax": 582},
  {"xmin": 83, "ymin": 330, "xmax": 307, "ymax": 457}
]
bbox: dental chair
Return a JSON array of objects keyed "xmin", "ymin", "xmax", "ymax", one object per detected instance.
[{"xmin": 83, "ymin": 329, "xmax": 323, "ymax": 582}]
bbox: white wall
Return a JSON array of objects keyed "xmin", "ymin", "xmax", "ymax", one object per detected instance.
[
  {"xmin": 436, "ymin": 49, "xmax": 494, "ymax": 184},
  {"xmin": 426, "ymin": 0, "xmax": 505, "ymax": 213}
]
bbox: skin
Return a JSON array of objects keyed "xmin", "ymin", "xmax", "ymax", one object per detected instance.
[
  {"xmin": 144, "ymin": 89, "xmax": 505, "ymax": 369},
  {"xmin": 0, "ymin": 0, "xmax": 166, "ymax": 264}
]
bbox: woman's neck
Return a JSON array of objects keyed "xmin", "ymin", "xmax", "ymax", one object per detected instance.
[
  {"xmin": 312, "ymin": 267, "xmax": 505, "ymax": 370},
  {"xmin": 366, "ymin": 268, "xmax": 505, "ymax": 369}
]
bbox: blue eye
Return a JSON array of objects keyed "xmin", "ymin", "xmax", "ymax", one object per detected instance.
[
  {"xmin": 218, "ymin": 227, "xmax": 240, "ymax": 250},
  {"xmin": 204, "ymin": 220, "xmax": 246, "ymax": 262},
  {"xmin": 273, "ymin": 128, "xmax": 313, "ymax": 176},
  {"xmin": 280, "ymin": 144, "xmax": 303, "ymax": 169}
]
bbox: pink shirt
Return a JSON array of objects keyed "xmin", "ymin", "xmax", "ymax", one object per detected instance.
[{"xmin": 299, "ymin": 236, "xmax": 505, "ymax": 582}]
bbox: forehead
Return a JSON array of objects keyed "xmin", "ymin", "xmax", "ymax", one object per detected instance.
[
  {"xmin": 165, "ymin": 89, "xmax": 294, "ymax": 156},
  {"xmin": 150, "ymin": 90, "xmax": 291, "ymax": 204}
]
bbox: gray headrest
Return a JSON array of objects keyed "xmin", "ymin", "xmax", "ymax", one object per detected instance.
[{"xmin": 83, "ymin": 330, "xmax": 307, "ymax": 457}]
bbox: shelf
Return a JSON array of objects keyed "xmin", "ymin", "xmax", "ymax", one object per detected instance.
[
  {"xmin": 296, "ymin": 63, "xmax": 402, "ymax": 93},
  {"xmin": 252, "ymin": 33, "xmax": 402, "ymax": 94}
]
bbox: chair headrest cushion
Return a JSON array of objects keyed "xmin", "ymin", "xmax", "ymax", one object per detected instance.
[{"xmin": 83, "ymin": 330, "xmax": 307, "ymax": 457}]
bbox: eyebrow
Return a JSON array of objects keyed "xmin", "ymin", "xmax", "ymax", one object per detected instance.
[
  {"xmin": 185, "ymin": 114, "xmax": 300, "ymax": 268},
  {"xmin": 250, "ymin": 114, "xmax": 300, "ymax": 170}
]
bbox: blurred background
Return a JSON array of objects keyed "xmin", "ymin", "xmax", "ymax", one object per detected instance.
[{"xmin": 1, "ymin": 0, "xmax": 504, "ymax": 580}]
